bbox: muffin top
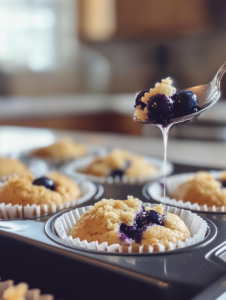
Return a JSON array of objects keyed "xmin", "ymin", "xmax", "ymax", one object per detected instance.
[
  {"xmin": 0, "ymin": 172, "xmax": 81, "ymax": 209},
  {"xmin": 70, "ymin": 196, "xmax": 190, "ymax": 248},
  {"xmin": 1, "ymin": 283, "xmax": 28, "ymax": 300},
  {"xmin": 32, "ymin": 140, "xmax": 88, "ymax": 160},
  {"xmin": 172, "ymin": 172, "xmax": 226, "ymax": 206},
  {"xmin": 82, "ymin": 149, "xmax": 157, "ymax": 178},
  {"xmin": 0, "ymin": 157, "xmax": 28, "ymax": 177},
  {"xmin": 0, "ymin": 281, "xmax": 54, "ymax": 300}
]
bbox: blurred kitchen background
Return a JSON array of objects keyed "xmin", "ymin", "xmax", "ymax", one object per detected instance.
[{"xmin": 1, "ymin": 0, "xmax": 226, "ymax": 140}]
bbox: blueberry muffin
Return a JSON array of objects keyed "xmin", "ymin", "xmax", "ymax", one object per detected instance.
[
  {"xmin": 0, "ymin": 172, "xmax": 81, "ymax": 211},
  {"xmin": 0, "ymin": 281, "xmax": 53, "ymax": 300},
  {"xmin": 32, "ymin": 140, "xmax": 88, "ymax": 160},
  {"xmin": 172, "ymin": 172, "xmax": 226, "ymax": 207},
  {"xmin": 82, "ymin": 149, "xmax": 157, "ymax": 179},
  {"xmin": 70, "ymin": 196, "xmax": 190, "ymax": 249},
  {"xmin": 134, "ymin": 77, "xmax": 200, "ymax": 125},
  {"xmin": 0, "ymin": 157, "xmax": 28, "ymax": 177}
]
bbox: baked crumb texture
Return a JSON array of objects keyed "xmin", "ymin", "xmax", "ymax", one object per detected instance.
[
  {"xmin": 135, "ymin": 77, "xmax": 176, "ymax": 122},
  {"xmin": 172, "ymin": 172, "xmax": 226, "ymax": 207},
  {"xmin": 0, "ymin": 281, "xmax": 53, "ymax": 300},
  {"xmin": 82, "ymin": 148, "xmax": 157, "ymax": 178},
  {"xmin": 0, "ymin": 157, "xmax": 28, "ymax": 177},
  {"xmin": 70, "ymin": 196, "xmax": 190, "ymax": 250},
  {"xmin": 0, "ymin": 172, "xmax": 81, "ymax": 212},
  {"xmin": 32, "ymin": 139, "xmax": 88, "ymax": 160},
  {"xmin": 2, "ymin": 283, "xmax": 28, "ymax": 300}
]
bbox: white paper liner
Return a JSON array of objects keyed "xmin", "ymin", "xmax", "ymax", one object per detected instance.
[
  {"xmin": 54, "ymin": 203, "xmax": 208, "ymax": 253},
  {"xmin": 0, "ymin": 180, "xmax": 97, "ymax": 220},
  {"xmin": 148, "ymin": 171, "xmax": 226, "ymax": 212},
  {"xmin": 60, "ymin": 155, "xmax": 173, "ymax": 185}
]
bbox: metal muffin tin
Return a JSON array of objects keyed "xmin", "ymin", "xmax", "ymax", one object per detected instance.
[{"xmin": 0, "ymin": 164, "xmax": 226, "ymax": 300}]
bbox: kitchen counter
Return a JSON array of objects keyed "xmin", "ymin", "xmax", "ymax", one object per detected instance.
[{"xmin": 0, "ymin": 126, "xmax": 225, "ymax": 169}]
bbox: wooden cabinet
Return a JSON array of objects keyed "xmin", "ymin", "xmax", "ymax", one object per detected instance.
[{"xmin": 78, "ymin": 0, "xmax": 211, "ymax": 41}]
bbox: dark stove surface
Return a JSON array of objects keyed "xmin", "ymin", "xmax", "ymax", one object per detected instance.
[{"xmin": 0, "ymin": 163, "xmax": 226, "ymax": 300}]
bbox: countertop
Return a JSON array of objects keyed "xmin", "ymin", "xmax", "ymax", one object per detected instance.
[{"xmin": 0, "ymin": 126, "xmax": 225, "ymax": 169}]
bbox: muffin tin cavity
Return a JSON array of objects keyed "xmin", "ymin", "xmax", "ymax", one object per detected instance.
[{"xmin": 52, "ymin": 203, "xmax": 208, "ymax": 254}]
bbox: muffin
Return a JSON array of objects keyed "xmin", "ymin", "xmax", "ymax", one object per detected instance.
[
  {"xmin": 0, "ymin": 281, "xmax": 53, "ymax": 300},
  {"xmin": 172, "ymin": 172, "xmax": 226, "ymax": 207},
  {"xmin": 32, "ymin": 140, "xmax": 88, "ymax": 160},
  {"xmin": 70, "ymin": 196, "xmax": 190, "ymax": 249},
  {"xmin": 0, "ymin": 157, "xmax": 28, "ymax": 178},
  {"xmin": 81, "ymin": 149, "xmax": 157, "ymax": 179},
  {"xmin": 0, "ymin": 172, "xmax": 81, "ymax": 212}
]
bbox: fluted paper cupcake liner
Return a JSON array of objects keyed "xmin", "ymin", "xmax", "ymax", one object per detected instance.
[
  {"xmin": 0, "ymin": 180, "xmax": 96, "ymax": 220},
  {"xmin": 0, "ymin": 280, "xmax": 53, "ymax": 300},
  {"xmin": 60, "ymin": 155, "xmax": 173, "ymax": 185},
  {"xmin": 148, "ymin": 171, "xmax": 226, "ymax": 212},
  {"xmin": 54, "ymin": 203, "xmax": 208, "ymax": 253}
]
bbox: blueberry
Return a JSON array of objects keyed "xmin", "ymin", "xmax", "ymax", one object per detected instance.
[
  {"xmin": 33, "ymin": 177, "xmax": 56, "ymax": 191},
  {"xmin": 120, "ymin": 223, "xmax": 137, "ymax": 240},
  {"xmin": 134, "ymin": 89, "xmax": 149, "ymax": 110},
  {"xmin": 221, "ymin": 180, "xmax": 226, "ymax": 188},
  {"xmin": 145, "ymin": 210, "xmax": 164, "ymax": 226},
  {"xmin": 110, "ymin": 169, "xmax": 124, "ymax": 178},
  {"xmin": 172, "ymin": 91, "xmax": 200, "ymax": 118},
  {"xmin": 147, "ymin": 94, "xmax": 174, "ymax": 125},
  {"xmin": 119, "ymin": 208, "xmax": 164, "ymax": 244},
  {"xmin": 110, "ymin": 160, "xmax": 131, "ymax": 178}
]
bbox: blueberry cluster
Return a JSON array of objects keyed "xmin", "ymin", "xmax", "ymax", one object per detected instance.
[
  {"xmin": 120, "ymin": 208, "xmax": 164, "ymax": 244},
  {"xmin": 135, "ymin": 90, "xmax": 200, "ymax": 125},
  {"xmin": 33, "ymin": 177, "xmax": 56, "ymax": 191}
]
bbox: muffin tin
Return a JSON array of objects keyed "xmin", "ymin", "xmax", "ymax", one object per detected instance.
[{"xmin": 0, "ymin": 163, "xmax": 226, "ymax": 300}]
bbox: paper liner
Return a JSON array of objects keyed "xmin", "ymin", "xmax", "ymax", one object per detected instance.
[
  {"xmin": 0, "ymin": 180, "xmax": 96, "ymax": 220},
  {"xmin": 0, "ymin": 280, "xmax": 54, "ymax": 300},
  {"xmin": 60, "ymin": 155, "xmax": 173, "ymax": 185},
  {"xmin": 54, "ymin": 203, "xmax": 208, "ymax": 253},
  {"xmin": 148, "ymin": 171, "xmax": 226, "ymax": 212}
]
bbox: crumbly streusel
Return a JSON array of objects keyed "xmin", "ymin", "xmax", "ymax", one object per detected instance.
[{"xmin": 135, "ymin": 77, "xmax": 176, "ymax": 122}]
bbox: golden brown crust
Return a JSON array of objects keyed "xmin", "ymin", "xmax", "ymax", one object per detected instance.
[
  {"xmin": 32, "ymin": 140, "xmax": 88, "ymax": 159},
  {"xmin": 82, "ymin": 149, "xmax": 157, "ymax": 178},
  {"xmin": 0, "ymin": 172, "xmax": 81, "ymax": 210},
  {"xmin": 0, "ymin": 157, "xmax": 28, "ymax": 177},
  {"xmin": 172, "ymin": 172, "xmax": 226, "ymax": 206}
]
